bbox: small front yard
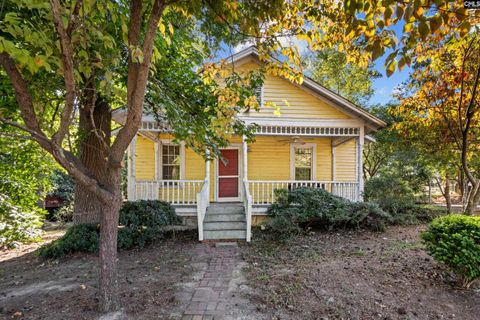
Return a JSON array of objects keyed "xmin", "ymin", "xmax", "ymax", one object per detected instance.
[
  {"xmin": 241, "ymin": 225, "xmax": 480, "ymax": 320},
  {"xmin": 0, "ymin": 224, "xmax": 479, "ymax": 319},
  {"xmin": 0, "ymin": 230, "xmax": 197, "ymax": 320}
]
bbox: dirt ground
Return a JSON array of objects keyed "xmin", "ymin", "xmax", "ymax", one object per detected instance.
[
  {"xmin": 0, "ymin": 225, "xmax": 479, "ymax": 320},
  {"xmin": 0, "ymin": 230, "xmax": 197, "ymax": 320},
  {"xmin": 241, "ymin": 225, "xmax": 480, "ymax": 320}
]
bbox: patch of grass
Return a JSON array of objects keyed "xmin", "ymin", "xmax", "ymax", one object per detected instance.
[
  {"xmin": 302, "ymin": 249, "xmax": 322, "ymax": 261},
  {"xmin": 353, "ymin": 249, "xmax": 366, "ymax": 257},
  {"xmin": 256, "ymin": 272, "xmax": 271, "ymax": 281},
  {"xmin": 382, "ymin": 240, "xmax": 424, "ymax": 259}
]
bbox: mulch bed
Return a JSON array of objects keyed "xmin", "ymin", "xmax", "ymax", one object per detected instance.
[{"xmin": 240, "ymin": 225, "xmax": 480, "ymax": 320}]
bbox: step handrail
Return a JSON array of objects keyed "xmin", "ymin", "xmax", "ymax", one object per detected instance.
[
  {"xmin": 196, "ymin": 179, "xmax": 209, "ymax": 241},
  {"xmin": 243, "ymin": 179, "xmax": 252, "ymax": 242}
]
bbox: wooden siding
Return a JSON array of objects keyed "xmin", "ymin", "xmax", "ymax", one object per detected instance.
[
  {"xmin": 237, "ymin": 61, "xmax": 350, "ymax": 119},
  {"xmin": 335, "ymin": 139, "xmax": 357, "ymax": 181},
  {"xmin": 248, "ymin": 136, "xmax": 290, "ymax": 180},
  {"xmin": 135, "ymin": 136, "xmax": 155, "ymax": 180}
]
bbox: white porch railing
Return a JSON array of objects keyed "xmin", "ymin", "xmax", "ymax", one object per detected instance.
[
  {"xmin": 248, "ymin": 180, "xmax": 359, "ymax": 205},
  {"xmin": 196, "ymin": 180, "xmax": 209, "ymax": 241},
  {"xmin": 243, "ymin": 179, "xmax": 252, "ymax": 242},
  {"xmin": 134, "ymin": 180, "xmax": 203, "ymax": 205}
]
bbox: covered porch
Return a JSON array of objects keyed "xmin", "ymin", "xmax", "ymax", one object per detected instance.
[{"xmin": 126, "ymin": 118, "xmax": 365, "ymax": 241}]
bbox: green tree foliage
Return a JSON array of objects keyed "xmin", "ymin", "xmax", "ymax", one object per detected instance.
[
  {"xmin": 0, "ymin": 194, "xmax": 44, "ymax": 247},
  {"xmin": 0, "ymin": 75, "xmax": 55, "ymax": 246},
  {"xmin": 304, "ymin": 49, "xmax": 381, "ymax": 106},
  {"xmin": 48, "ymin": 169, "xmax": 75, "ymax": 204}
]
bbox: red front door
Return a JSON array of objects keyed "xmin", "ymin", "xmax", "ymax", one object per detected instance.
[{"xmin": 218, "ymin": 149, "xmax": 239, "ymax": 199}]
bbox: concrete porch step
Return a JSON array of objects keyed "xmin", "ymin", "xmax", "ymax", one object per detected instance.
[
  {"xmin": 203, "ymin": 229, "xmax": 246, "ymax": 240},
  {"xmin": 203, "ymin": 221, "xmax": 246, "ymax": 231},
  {"xmin": 206, "ymin": 204, "xmax": 244, "ymax": 214},
  {"xmin": 204, "ymin": 213, "xmax": 245, "ymax": 222}
]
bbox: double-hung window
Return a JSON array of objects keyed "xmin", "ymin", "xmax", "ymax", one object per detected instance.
[
  {"xmin": 162, "ymin": 145, "xmax": 180, "ymax": 180},
  {"xmin": 291, "ymin": 144, "xmax": 316, "ymax": 181}
]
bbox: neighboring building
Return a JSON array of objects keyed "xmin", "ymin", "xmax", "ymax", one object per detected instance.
[{"xmin": 113, "ymin": 47, "xmax": 385, "ymax": 241}]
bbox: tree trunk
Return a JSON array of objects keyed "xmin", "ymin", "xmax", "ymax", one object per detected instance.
[
  {"xmin": 465, "ymin": 182, "xmax": 480, "ymax": 215},
  {"xmin": 444, "ymin": 174, "xmax": 451, "ymax": 214},
  {"xmin": 73, "ymin": 97, "xmax": 111, "ymax": 224},
  {"xmin": 98, "ymin": 168, "xmax": 122, "ymax": 312}
]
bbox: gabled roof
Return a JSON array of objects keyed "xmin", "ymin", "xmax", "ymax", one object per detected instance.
[{"xmin": 228, "ymin": 46, "xmax": 386, "ymax": 132}]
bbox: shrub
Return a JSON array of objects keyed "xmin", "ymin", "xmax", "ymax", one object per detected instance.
[
  {"xmin": 118, "ymin": 200, "xmax": 180, "ymax": 249},
  {"xmin": 0, "ymin": 194, "xmax": 44, "ymax": 248},
  {"xmin": 264, "ymin": 188, "xmax": 391, "ymax": 240},
  {"xmin": 48, "ymin": 169, "xmax": 75, "ymax": 204},
  {"xmin": 345, "ymin": 202, "xmax": 392, "ymax": 231},
  {"xmin": 421, "ymin": 214, "xmax": 480, "ymax": 286},
  {"xmin": 38, "ymin": 200, "xmax": 180, "ymax": 258},
  {"xmin": 364, "ymin": 175, "xmax": 416, "ymax": 214},
  {"xmin": 364, "ymin": 175, "xmax": 447, "ymax": 224},
  {"xmin": 52, "ymin": 201, "xmax": 74, "ymax": 223},
  {"xmin": 37, "ymin": 224, "xmax": 99, "ymax": 259}
]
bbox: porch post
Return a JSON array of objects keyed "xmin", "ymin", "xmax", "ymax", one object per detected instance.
[
  {"xmin": 127, "ymin": 135, "xmax": 137, "ymax": 201},
  {"xmin": 154, "ymin": 142, "xmax": 159, "ymax": 179},
  {"xmin": 357, "ymin": 126, "xmax": 365, "ymax": 201},
  {"xmin": 331, "ymin": 140, "xmax": 336, "ymax": 195},
  {"xmin": 205, "ymin": 148, "xmax": 210, "ymax": 205},
  {"xmin": 331, "ymin": 141, "xmax": 336, "ymax": 181},
  {"xmin": 242, "ymin": 135, "xmax": 248, "ymax": 181}
]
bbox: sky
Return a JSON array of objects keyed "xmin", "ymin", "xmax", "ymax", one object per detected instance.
[{"xmin": 370, "ymin": 54, "xmax": 410, "ymax": 105}]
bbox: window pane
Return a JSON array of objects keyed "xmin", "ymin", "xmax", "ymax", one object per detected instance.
[
  {"xmin": 295, "ymin": 148, "xmax": 312, "ymax": 168},
  {"xmin": 171, "ymin": 166, "xmax": 180, "ymax": 180},
  {"xmin": 295, "ymin": 168, "xmax": 311, "ymax": 180},
  {"xmin": 162, "ymin": 166, "xmax": 172, "ymax": 179}
]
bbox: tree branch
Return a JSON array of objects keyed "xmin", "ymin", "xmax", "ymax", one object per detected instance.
[
  {"xmin": 0, "ymin": 53, "xmax": 44, "ymax": 135},
  {"xmin": 66, "ymin": 0, "xmax": 83, "ymax": 36},
  {"xmin": 111, "ymin": 0, "xmax": 168, "ymax": 164},
  {"xmin": 50, "ymin": 0, "xmax": 77, "ymax": 145}
]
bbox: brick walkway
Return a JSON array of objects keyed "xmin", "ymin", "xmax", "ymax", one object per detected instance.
[{"xmin": 181, "ymin": 243, "xmax": 242, "ymax": 320}]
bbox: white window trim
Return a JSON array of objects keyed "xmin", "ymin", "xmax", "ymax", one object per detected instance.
[
  {"xmin": 158, "ymin": 139, "xmax": 185, "ymax": 180},
  {"xmin": 290, "ymin": 143, "xmax": 317, "ymax": 180}
]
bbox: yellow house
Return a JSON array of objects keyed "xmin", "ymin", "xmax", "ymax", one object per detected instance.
[{"xmin": 113, "ymin": 47, "xmax": 385, "ymax": 242}]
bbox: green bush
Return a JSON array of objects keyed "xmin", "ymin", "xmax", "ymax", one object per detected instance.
[
  {"xmin": 0, "ymin": 194, "xmax": 44, "ymax": 247},
  {"xmin": 264, "ymin": 188, "xmax": 391, "ymax": 240},
  {"xmin": 364, "ymin": 175, "xmax": 447, "ymax": 224},
  {"xmin": 38, "ymin": 200, "xmax": 180, "ymax": 258},
  {"xmin": 364, "ymin": 175, "xmax": 416, "ymax": 213},
  {"xmin": 37, "ymin": 224, "xmax": 99, "ymax": 258},
  {"xmin": 118, "ymin": 200, "xmax": 180, "ymax": 249},
  {"xmin": 345, "ymin": 202, "xmax": 392, "ymax": 231},
  {"xmin": 52, "ymin": 201, "xmax": 74, "ymax": 223},
  {"xmin": 48, "ymin": 170, "xmax": 75, "ymax": 204},
  {"xmin": 421, "ymin": 214, "xmax": 480, "ymax": 286}
]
